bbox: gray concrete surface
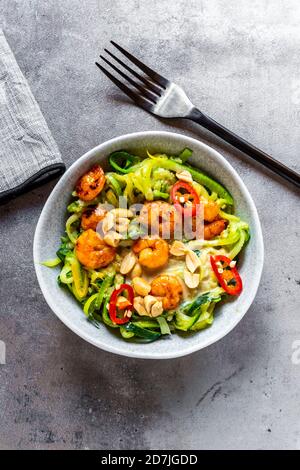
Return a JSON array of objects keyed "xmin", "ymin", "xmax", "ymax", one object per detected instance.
[{"xmin": 0, "ymin": 0, "xmax": 300, "ymax": 450}]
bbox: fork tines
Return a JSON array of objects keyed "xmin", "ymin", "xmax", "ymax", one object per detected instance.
[{"xmin": 96, "ymin": 41, "xmax": 168, "ymax": 111}]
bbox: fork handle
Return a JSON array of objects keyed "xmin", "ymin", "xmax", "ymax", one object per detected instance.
[{"xmin": 188, "ymin": 107, "xmax": 300, "ymax": 189}]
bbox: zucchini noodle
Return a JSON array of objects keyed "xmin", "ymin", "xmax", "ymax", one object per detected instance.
[
  {"xmin": 203, "ymin": 231, "xmax": 240, "ymax": 247},
  {"xmin": 59, "ymin": 263, "xmax": 73, "ymax": 284},
  {"xmin": 41, "ymin": 257, "xmax": 61, "ymax": 267},
  {"xmin": 228, "ymin": 229, "xmax": 248, "ymax": 259},
  {"xmin": 66, "ymin": 214, "xmax": 80, "ymax": 244},
  {"xmin": 71, "ymin": 256, "xmax": 89, "ymax": 300},
  {"xmin": 44, "ymin": 147, "xmax": 250, "ymax": 343},
  {"xmin": 83, "ymin": 293, "xmax": 98, "ymax": 316}
]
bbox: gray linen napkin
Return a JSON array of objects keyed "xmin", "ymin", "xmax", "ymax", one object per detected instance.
[{"xmin": 0, "ymin": 30, "xmax": 65, "ymax": 203}]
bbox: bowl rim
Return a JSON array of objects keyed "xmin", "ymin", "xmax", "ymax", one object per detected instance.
[{"xmin": 33, "ymin": 130, "xmax": 264, "ymax": 359}]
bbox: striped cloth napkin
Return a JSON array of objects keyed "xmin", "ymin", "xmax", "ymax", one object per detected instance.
[{"xmin": 0, "ymin": 29, "xmax": 65, "ymax": 203}]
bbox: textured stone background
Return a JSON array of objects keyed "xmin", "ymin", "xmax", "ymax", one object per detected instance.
[{"xmin": 0, "ymin": 0, "xmax": 300, "ymax": 450}]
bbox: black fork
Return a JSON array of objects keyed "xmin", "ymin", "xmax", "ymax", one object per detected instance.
[{"xmin": 96, "ymin": 41, "xmax": 300, "ymax": 189}]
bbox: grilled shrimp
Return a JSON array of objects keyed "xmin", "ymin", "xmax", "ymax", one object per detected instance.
[
  {"xmin": 81, "ymin": 205, "xmax": 107, "ymax": 231},
  {"xmin": 76, "ymin": 165, "xmax": 106, "ymax": 201},
  {"xmin": 203, "ymin": 200, "xmax": 220, "ymax": 222},
  {"xmin": 204, "ymin": 219, "xmax": 227, "ymax": 240},
  {"xmin": 133, "ymin": 238, "xmax": 169, "ymax": 270},
  {"xmin": 189, "ymin": 201, "xmax": 224, "ymax": 240},
  {"xmin": 139, "ymin": 201, "xmax": 180, "ymax": 237},
  {"xmin": 75, "ymin": 229, "xmax": 115, "ymax": 269},
  {"xmin": 150, "ymin": 274, "xmax": 183, "ymax": 310}
]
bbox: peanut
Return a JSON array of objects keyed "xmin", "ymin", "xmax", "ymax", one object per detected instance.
[{"xmin": 132, "ymin": 277, "xmax": 151, "ymax": 297}]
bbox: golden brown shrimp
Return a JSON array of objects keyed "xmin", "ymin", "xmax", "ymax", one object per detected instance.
[
  {"xmin": 76, "ymin": 165, "xmax": 106, "ymax": 201},
  {"xmin": 132, "ymin": 238, "xmax": 169, "ymax": 270},
  {"xmin": 204, "ymin": 219, "xmax": 227, "ymax": 240},
  {"xmin": 81, "ymin": 205, "xmax": 107, "ymax": 231},
  {"xmin": 203, "ymin": 200, "xmax": 220, "ymax": 222},
  {"xmin": 139, "ymin": 201, "xmax": 180, "ymax": 237},
  {"xmin": 75, "ymin": 229, "xmax": 115, "ymax": 269},
  {"xmin": 189, "ymin": 201, "xmax": 223, "ymax": 240},
  {"xmin": 150, "ymin": 274, "xmax": 183, "ymax": 310}
]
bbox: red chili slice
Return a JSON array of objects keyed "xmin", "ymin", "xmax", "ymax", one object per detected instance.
[
  {"xmin": 210, "ymin": 255, "xmax": 243, "ymax": 295},
  {"xmin": 171, "ymin": 181, "xmax": 200, "ymax": 217},
  {"xmin": 109, "ymin": 284, "xmax": 134, "ymax": 325}
]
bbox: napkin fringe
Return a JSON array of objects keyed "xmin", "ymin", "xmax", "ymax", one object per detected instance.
[{"xmin": 0, "ymin": 162, "xmax": 65, "ymax": 204}]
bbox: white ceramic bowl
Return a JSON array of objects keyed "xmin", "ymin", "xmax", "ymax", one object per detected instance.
[{"xmin": 34, "ymin": 131, "xmax": 264, "ymax": 359}]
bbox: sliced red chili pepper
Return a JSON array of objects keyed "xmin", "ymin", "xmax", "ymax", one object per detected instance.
[
  {"xmin": 210, "ymin": 255, "xmax": 243, "ymax": 295},
  {"xmin": 171, "ymin": 181, "xmax": 200, "ymax": 217},
  {"xmin": 109, "ymin": 284, "xmax": 134, "ymax": 325}
]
